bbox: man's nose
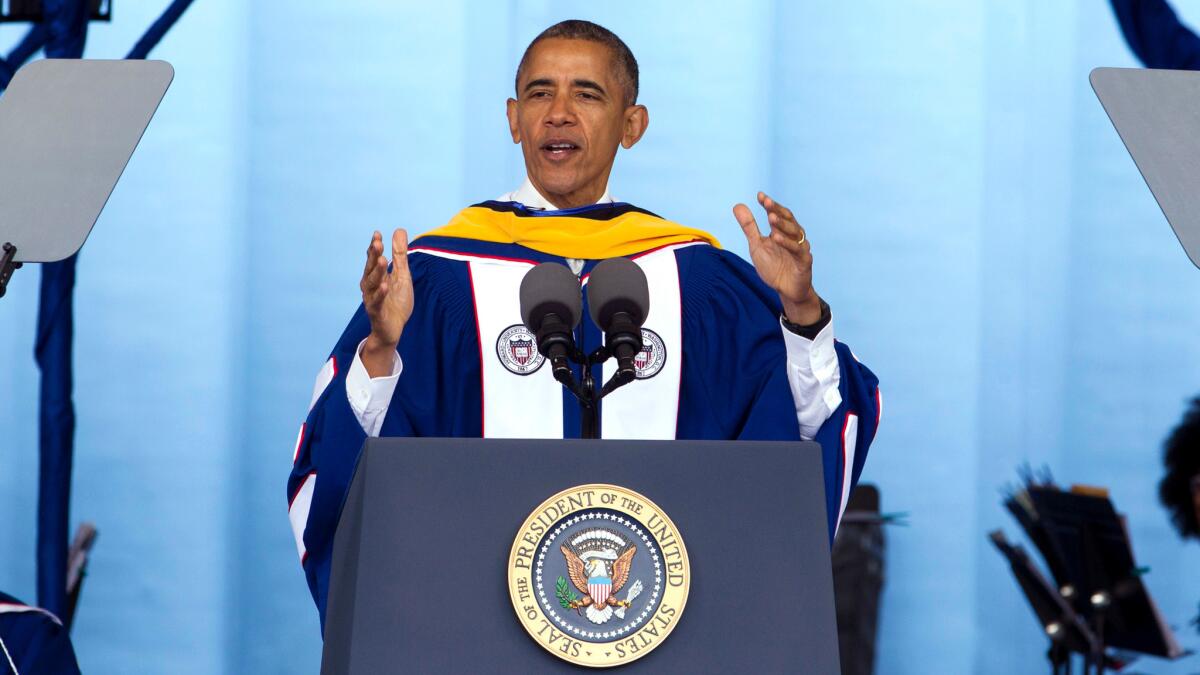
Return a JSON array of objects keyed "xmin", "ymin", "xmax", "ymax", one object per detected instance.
[{"xmin": 545, "ymin": 95, "xmax": 576, "ymax": 126}]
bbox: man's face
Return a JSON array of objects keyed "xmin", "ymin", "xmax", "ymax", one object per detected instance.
[{"xmin": 508, "ymin": 38, "xmax": 648, "ymax": 208}]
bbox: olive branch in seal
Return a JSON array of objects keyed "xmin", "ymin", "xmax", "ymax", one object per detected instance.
[{"xmin": 556, "ymin": 576, "xmax": 579, "ymax": 610}]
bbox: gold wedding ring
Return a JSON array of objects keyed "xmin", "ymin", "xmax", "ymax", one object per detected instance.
[{"xmin": 796, "ymin": 232, "xmax": 806, "ymax": 245}]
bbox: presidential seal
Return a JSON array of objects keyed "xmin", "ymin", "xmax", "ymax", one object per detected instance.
[
  {"xmin": 496, "ymin": 324, "xmax": 545, "ymax": 375},
  {"xmin": 508, "ymin": 484, "xmax": 690, "ymax": 668}
]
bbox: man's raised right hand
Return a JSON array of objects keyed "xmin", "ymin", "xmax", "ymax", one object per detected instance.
[{"xmin": 359, "ymin": 229, "xmax": 414, "ymax": 377}]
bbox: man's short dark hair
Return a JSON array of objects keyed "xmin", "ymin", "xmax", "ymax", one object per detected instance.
[
  {"xmin": 515, "ymin": 20, "xmax": 640, "ymax": 105},
  {"xmin": 1160, "ymin": 396, "xmax": 1200, "ymax": 539}
]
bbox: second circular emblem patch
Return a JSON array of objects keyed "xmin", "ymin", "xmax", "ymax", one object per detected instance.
[
  {"xmin": 633, "ymin": 329, "xmax": 666, "ymax": 380},
  {"xmin": 508, "ymin": 484, "xmax": 690, "ymax": 668}
]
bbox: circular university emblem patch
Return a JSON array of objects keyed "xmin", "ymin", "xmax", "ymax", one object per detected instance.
[
  {"xmin": 508, "ymin": 484, "xmax": 690, "ymax": 668},
  {"xmin": 633, "ymin": 329, "xmax": 667, "ymax": 380},
  {"xmin": 496, "ymin": 324, "xmax": 545, "ymax": 375}
]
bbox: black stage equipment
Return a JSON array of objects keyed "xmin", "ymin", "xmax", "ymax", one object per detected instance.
[
  {"xmin": 993, "ymin": 475, "xmax": 1186, "ymax": 674},
  {"xmin": 0, "ymin": 0, "xmax": 110, "ymax": 22}
]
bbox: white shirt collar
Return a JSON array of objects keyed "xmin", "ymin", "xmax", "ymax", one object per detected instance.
[{"xmin": 499, "ymin": 176, "xmax": 614, "ymax": 211}]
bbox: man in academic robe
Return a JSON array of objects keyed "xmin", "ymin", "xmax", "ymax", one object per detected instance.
[{"xmin": 287, "ymin": 20, "xmax": 881, "ymax": 628}]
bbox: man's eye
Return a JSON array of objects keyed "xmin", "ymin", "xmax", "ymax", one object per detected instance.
[
  {"xmin": 578, "ymin": 92, "xmax": 598, "ymax": 100},
  {"xmin": 530, "ymin": 91, "xmax": 550, "ymax": 99}
]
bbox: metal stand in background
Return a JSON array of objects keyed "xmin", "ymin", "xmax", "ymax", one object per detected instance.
[
  {"xmin": 993, "ymin": 478, "xmax": 1187, "ymax": 674},
  {"xmin": 0, "ymin": 242, "xmax": 21, "ymax": 298},
  {"xmin": 0, "ymin": 0, "xmax": 111, "ymax": 22},
  {"xmin": 831, "ymin": 485, "xmax": 891, "ymax": 675},
  {"xmin": 0, "ymin": 58, "xmax": 172, "ymax": 631},
  {"xmin": 0, "ymin": 1, "xmax": 191, "ymax": 641},
  {"xmin": 990, "ymin": 531, "xmax": 1100, "ymax": 675}
]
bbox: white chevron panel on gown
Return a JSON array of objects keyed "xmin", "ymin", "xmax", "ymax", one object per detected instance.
[
  {"xmin": 599, "ymin": 246, "xmax": 685, "ymax": 440},
  {"xmin": 469, "ymin": 259, "xmax": 565, "ymax": 439},
  {"xmin": 307, "ymin": 356, "xmax": 336, "ymax": 413},
  {"xmin": 288, "ymin": 473, "xmax": 316, "ymax": 562},
  {"xmin": 838, "ymin": 413, "xmax": 859, "ymax": 528}
]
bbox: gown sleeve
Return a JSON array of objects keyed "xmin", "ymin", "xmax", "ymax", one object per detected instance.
[
  {"xmin": 0, "ymin": 592, "xmax": 80, "ymax": 675},
  {"xmin": 285, "ymin": 253, "xmax": 481, "ymax": 630},
  {"xmin": 675, "ymin": 246, "xmax": 881, "ymax": 542}
]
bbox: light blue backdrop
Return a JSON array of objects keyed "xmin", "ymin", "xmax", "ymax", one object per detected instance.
[{"xmin": 2, "ymin": 1, "xmax": 1199, "ymax": 672}]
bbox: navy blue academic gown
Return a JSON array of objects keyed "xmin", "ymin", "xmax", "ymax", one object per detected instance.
[{"xmin": 286, "ymin": 202, "xmax": 882, "ymax": 629}]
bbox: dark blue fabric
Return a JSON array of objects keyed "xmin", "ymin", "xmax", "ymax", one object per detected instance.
[
  {"xmin": 34, "ymin": 0, "xmax": 88, "ymax": 620},
  {"xmin": 1111, "ymin": 0, "xmax": 1200, "ymax": 69},
  {"xmin": 33, "ymin": 257, "xmax": 77, "ymax": 623},
  {"xmin": 288, "ymin": 253, "xmax": 481, "ymax": 625},
  {"xmin": 7, "ymin": 25, "xmax": 50, "ymax": 68},
  {"xmin": 43, "ymin": 0, "xmax": 89, "ymax": 60},
  {"xmin": 126, "ymin": 0, "xmax": 195, "ymax": 60},
  {"xmin": 0, "ymin": 25, "xmax": 48, "ymax": 88},
  {"xmin": 410, "ymin": 235, "xmax": 565, "ymax": 263},
  {"xmin": 289, "ymin": 231, "xmax": 881, "ymax": 630},
  {"xmin": 0, "ymin": 592, "xmax": 80, "ymax": 675},
  {"xmin": 470, "ymin": 199, "xmax": 662, "ymax": 220},
  {"xmin": 673, "ymin": 246, "xmax": 881, "ymax": 538}
]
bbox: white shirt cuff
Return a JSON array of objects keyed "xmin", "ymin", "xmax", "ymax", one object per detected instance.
[
  {"xmin": 346, "ymin": 338, "xmax": 402, "ymax": 436},
  {"xmin": 780, "ymin": 316, "xmax": 842, "ymax": 440}
]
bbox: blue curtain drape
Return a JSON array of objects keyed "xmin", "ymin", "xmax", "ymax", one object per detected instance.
[{"xmin": 35, "ymin": 0, "xmax": 89, "ymax": 620}]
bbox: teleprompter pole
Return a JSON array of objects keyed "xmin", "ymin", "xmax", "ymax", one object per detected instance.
[{"xmin": 0, "ymin": 242, "xmax": 22, "ymax": 298}]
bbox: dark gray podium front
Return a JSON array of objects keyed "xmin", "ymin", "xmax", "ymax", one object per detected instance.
[{"xmin": 321, "ymin": 438, "xmax": 840, "ymax": 674}]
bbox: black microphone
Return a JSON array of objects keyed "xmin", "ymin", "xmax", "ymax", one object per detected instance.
[
  {"xmin": 586, "ymin": 257, "xmax": 650, "ymax": 395},
  {"xmin": 519, "ymin": 262, "xmax": 584, "ymax": 394}
]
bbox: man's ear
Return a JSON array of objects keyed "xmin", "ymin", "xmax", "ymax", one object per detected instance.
[
  {"xmin": 621, "ymin": 104, "xmax": 649, "ymax": 149},
  {"xmin": 506, "ymin": 98, "xmax": 521, "ymax": 144}
]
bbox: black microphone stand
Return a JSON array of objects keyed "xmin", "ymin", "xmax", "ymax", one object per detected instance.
[
  {"xmin": 534, "ymin": 315, "xmax": 607, "ymax": 439},
  {"xmin": 551, "ymin": 343, "xmax": 635, "ymax": 440},
  {"xmin": 577, "ymin": 356, "xmax": 599, "ymax": 440},
  {"xmin": 548, "ymin": 347, "xmax": 594, "ymax": 437}
]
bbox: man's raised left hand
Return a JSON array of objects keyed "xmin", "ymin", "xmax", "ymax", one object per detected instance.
[{"xmin": 733, "ymin": 192, "xmax": 823, "ymax": 326}]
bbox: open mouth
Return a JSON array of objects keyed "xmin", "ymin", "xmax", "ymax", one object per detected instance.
[{"xmin": 540, "ymin": 140, "xmax": 580, "ymax": 160}]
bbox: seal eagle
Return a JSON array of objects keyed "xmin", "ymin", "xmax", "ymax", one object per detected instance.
[{"xmin": 561, "ymin": 540, "xmax": 638, "ymax": 624}]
